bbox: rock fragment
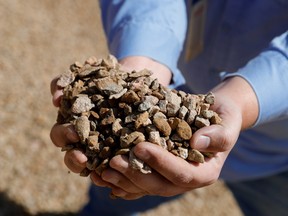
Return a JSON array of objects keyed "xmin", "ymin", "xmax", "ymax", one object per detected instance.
[
  {"xmin": 57, "ymin": 70, "xmax": 75, "ymax": 87},
  {"xmin": 71, "ymin": 95, "xmax": 94, "ymax": 114},
  {"xmin": 188, "ymin": 149, "xmax": 205, "ymax": 163},
  {"xmin": 75, "ymin": 115, "xmax": 90, "ymax": 144},
  {"xmin": 129, "ymin": 148, "xmax": 152, "ymax": 174},
  {"xmin": 176, "ymin": 120, "xmax": 192, "ymax": 140}
]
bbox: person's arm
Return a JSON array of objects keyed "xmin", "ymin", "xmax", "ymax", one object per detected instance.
[
  {"xmin": 222, "ymin": 31, "xmax": 288, "ymax": 125},
  {"xmin": 100, "ymin": 0, "xmax": 187, "ymax": 88}
]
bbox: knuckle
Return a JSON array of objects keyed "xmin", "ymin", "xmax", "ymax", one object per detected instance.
[
  {"xmin": 216, "ymin": 129, "xmax": 232, "ymax": 152},
  {"xmin": 64, "ymin": 151, "xmax": 85, "ymax": 173}
]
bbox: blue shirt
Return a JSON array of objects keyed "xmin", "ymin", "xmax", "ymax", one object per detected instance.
[{"xmin": 100, "ymin": 0, "xmax": 288, "ymax": 181}]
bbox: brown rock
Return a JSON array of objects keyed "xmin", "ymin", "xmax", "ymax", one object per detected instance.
[
  {"xmin": 75, "ymin": 115, "xmax": 90, "ymax": 144},
  {"xmin": 188, "ymin": 149, "xmax": 205, "ymax": 163},
  {"xmin": 129, "ymin": 148, "xmax": 152, "ymax": 174},
  {"xmin": 71, "ymin": 95, "xmax": 94, "ymax": 114},
  {"xmin": 57, "ymin": 70, "xmax": 75, "ymax": 87},
  {"xmin": 176, "ymin": 120, "xmax": 192, "ymax": 140},
  {"xmin": 153, "ymin": 116, "xmax": 171, "ymax": 137},
  {"xmin": 195, "ymin": 116, "xmax": 210, "ymax": 128},
  {"xmin": 120, "ymin": 131, "xmax": 145, "ymax": 148},
  {"xmin": 135, "ymin": 111, "xmax": 150, "ymax": 129}
]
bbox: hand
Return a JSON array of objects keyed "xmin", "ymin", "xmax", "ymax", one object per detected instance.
[{"xmin": 89, "ymin": 76, "xmax": 259, "ymax": 200}]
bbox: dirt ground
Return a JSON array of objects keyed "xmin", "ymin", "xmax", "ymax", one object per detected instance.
[{"xmin": 0, "ymin": 1, "xmax": 243, "ymax": 215}]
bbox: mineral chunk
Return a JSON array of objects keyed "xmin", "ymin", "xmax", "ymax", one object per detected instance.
[
  {"xmin": 71, "ymin": 95, "xmax": 94, "ymax": 114},
  {"xmin": 129, "ymin": 148, "xmax": 152, "ymax": 174},
  {"xmin": 74, "ymin": 115, "xmax": 90, "ymax": 144},
  {"xmin": 57, "ymin": 70, "xmax": 75, "ymax": 87}
]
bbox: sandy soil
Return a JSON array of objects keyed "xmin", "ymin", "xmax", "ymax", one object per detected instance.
[{"xmin": 0, "ymin": 1, "xmax": 243, "ymax": 215}]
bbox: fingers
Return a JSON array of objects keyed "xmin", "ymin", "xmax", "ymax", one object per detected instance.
[
  {"xmin": 90, "ymin": 172, "xmax": 113, "ymax": 188},
  {"xmin": 50, "ymin": 123, "xmax": 86, "ymax": 173},
  {"xmin": 90, "ymin": 165, "xmax": 147, "ymax": 200},
  {"xmin": 52, "ymin": 89, "xmax": 63, "ymax": 107},
  {"xmin": 108, "ymin": 152, "xmax": 191, "ymax": 196},
  {"xmin": 133, "ymin": 143, "xmax": 223, "ymax": 188},
  {"xmin": 50, "ymin": 123, "xmax": 79, "ymax": 147},
  {"xmin": 64, "ymin": 149, "xmax": 87, "ymax": 173},
  {"xmin": 50, "ymin": 77, "xmax": 88, "ymax": 175},
  {"xmin": 190, "ymin": 110, "xmax": 241, "ymax": 153},
  {"xmin": 50, "ymin": 76, "xmax": 59, "ymax": 95},
  {"xmin": 94, "ymin": 142, "xmax": 225, "ymax": 198},
  {"xmin": 101, "ymin": 169, "xmax": 139, "ymax": 193}
]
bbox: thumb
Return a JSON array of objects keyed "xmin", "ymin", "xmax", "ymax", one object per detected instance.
[{"xmin": 190, "ymin": 124, "xmax": 237, "ymax": 153}]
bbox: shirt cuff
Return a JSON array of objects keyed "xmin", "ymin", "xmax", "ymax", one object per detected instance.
[{"xmin": 221, "ymin": 47, "xmax": 288, "ymax": 126}]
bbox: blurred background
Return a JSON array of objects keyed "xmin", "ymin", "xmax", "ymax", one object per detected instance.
[{"xmin": 0, "ymin": 1, "xmax": 242, "ymax": 215}]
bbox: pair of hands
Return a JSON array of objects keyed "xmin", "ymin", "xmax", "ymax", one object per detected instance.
[{"xmin": 50, "ymin": 56, "xmax": 258, "ymax": 200}]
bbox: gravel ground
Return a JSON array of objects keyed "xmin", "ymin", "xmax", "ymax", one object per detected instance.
[{"xmin": 0, "ymin": 1, "xmax": 243, "ymax": 215}]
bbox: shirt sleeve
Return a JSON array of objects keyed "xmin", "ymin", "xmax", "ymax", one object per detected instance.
[
  {"xmin": 100, "ymin": 0, "xmax": 187, "ymax": 88},
  {"xmin": 222, "ymin": 31, "xmax": 288, "ymax": 125}
]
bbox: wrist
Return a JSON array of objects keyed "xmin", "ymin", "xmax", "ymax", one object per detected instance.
[{"xmin": 212, "ymin": 76, "xmax": 259, "ymax": 130}]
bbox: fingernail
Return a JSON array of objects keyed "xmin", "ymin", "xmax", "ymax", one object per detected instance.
[
  {"xmin": 67, "ymin": 128, "xmax": 79, "ymax": 142},
  {"xmin": 194, "ymin": 135, "xmax": 210, "ymax": 149}
]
